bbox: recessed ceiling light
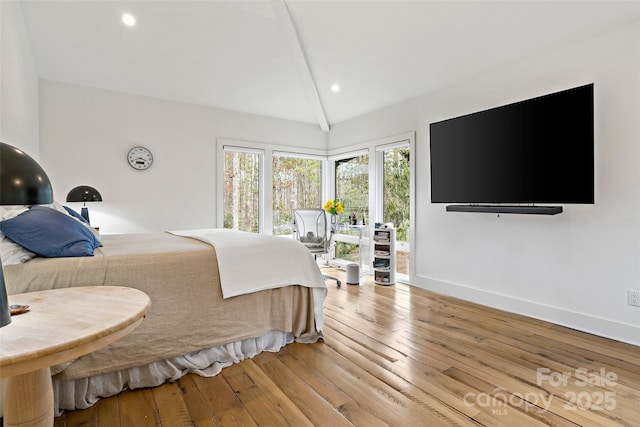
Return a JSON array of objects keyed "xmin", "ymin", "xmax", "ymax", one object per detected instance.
[
  {"xmin": 331, "ymin": 84, "xmax": 340, "ymax": 93},
  {"xmin": 122, "ymin": 13, "xmax": 136, "ymax": 26}
]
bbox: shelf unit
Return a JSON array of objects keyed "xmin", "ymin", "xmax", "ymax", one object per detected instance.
[{"xmin": 372, "ymin": 227, "xmax": 395, "ymax": 285}]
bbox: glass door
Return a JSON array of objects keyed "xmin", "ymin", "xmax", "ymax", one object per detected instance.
[
  {"xmin": 377, "ymin": 143, "xmax": 411, "ymax": 278},
  {"xmin": 334, "ymin": 153, "xmax": 369, "ymax": 264}
]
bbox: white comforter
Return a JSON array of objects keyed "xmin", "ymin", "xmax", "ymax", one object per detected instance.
[{"xmin": 168, "ymin": 228, "xmax": 326, "ymax": 299}]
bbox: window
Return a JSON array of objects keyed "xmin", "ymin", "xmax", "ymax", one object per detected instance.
[
  {"xmin": 381, "ymin": 145, "xmax": 410, "ymax": 275},
  {"xmin": 219, "ymin": 139, "xmax": 327, "ymax": 235},
  {"xmin": 272, "ymin": 154, "xmax": 322, "ymax": 235},
  {"xmin": 222, "ymin": 147, "xmax": 262, "ymax": 233},
  {"xmin": 335, "ymin": 153, "xmax": 369, "ymax": 262},
  {"xmin": 219, "ymin": 133, "xmax": 413, "ymax": 280},
  {"xmin": 336, "ymin": 154, "xmax": 369, "ymax": 224}
]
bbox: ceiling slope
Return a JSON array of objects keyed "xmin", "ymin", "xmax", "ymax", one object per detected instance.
[{"xmin": 18, "ymin": 1, "xmax": 640, "ymax": 129}]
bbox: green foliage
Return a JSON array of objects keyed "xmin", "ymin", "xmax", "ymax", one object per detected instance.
[
  {"xmin": 334, "ymin": 149, "xmax": 409, "ymax": 242},
  {"xmin": 383, "ymin": 148, "xmax": 410, "ymax": 242},
  {"xmin": 272, "ymin": 156, "xmax": 321, "ymax": 234},
  {"xmin": 336, "ymin": 155, "xmax": 369, "ymax": 223},
  {"xmin": 332, "ymin": 149, "xmax": 410, "ymax": 261},
  {"xmin": 335, "ymin": 242, "xmax": 360, "ymax": 261},
  {"xmin": 223, "ymin": 148, "xmax": 410, "ymax": 251},
  {"xmin": 223, "ymin": 151, "xmax": 260, "ymax": 233}
]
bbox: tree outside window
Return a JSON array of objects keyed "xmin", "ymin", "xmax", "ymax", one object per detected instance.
[
  {"xmin": 272, "ymin": 155, "xmax": 322, "ymax": 235},
  {"xmin": 335, "ymin": 154, "xmax": 369, "ymax": 261},
  {"xmin": 223, "ymin": 150, "xmax": 260, "ymax": 233},
  {"xmin": 383, "ymin": 147, "xmax": 410, "ymax": 275},
  {"xmin": 336, "ymin": 154, "xmax": 369, "ymax": 223}
]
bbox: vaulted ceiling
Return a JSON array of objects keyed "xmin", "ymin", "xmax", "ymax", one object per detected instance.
[{"xmin": 19, "ymin": 1, "xmax": 640, "ymax": 130}]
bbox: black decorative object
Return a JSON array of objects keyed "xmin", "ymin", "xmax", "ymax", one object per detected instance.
[
  {"xmin": 0, "ymin": 142, "xmax": 54, "ymax": 327},
  {"xmin": 446, "ymin": 205, "xmax": 563, "ymax": 215},
  {"xmin": 430, "ymin": 84, "xmax": 594, "ymax": 208},
  {"xmin": 66, "ymin": 185, "xmax": 102, "ymax": 224}
]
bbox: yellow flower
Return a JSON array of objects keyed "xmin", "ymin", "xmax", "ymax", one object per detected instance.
[{"xmin": 323, "ymin": 199, "xmax": 343, "ymax": 215}]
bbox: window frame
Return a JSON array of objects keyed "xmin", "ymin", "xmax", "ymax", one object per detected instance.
[
  {"xmin": 216, "ymin": 132, "xmax": 414, "ymax": 283},
  {"xmin": 327, "ymin": 132, "xmax": 415, "ymax": 281},
  {"xmin": 217, "ymin": 138, "xmax": 327, "ymax": 234},
  {"xmin": 219, "ymin": 144, "xmax": 266, "ymax": 233},
  {"xmin": 375, "ymin": 139, "xmax": 412, "ymax": 280},
  {"xmin": 272, "ymin": 150, "xmax": 326, "ymax": 235}
]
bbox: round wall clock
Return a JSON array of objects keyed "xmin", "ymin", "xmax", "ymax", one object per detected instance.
[{"xmin": 127, "ymin": 146, "xmax": 153, "ymax": 170}]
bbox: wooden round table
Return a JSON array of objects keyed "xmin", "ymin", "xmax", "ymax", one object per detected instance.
[{"xmin": 0, "ymin": 286, "xmax": 151, "ymax": 427}]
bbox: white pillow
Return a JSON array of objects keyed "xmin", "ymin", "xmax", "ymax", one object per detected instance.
[
  {"xmin": 1, "ymin": 234, "xmax": 36, "ymax": 265},
  {"xmin": 0, "ymin": 206, "xmax": 28, "ymax": 220},
  {"xmin": 0, "ymin": 206, "xmax": 36, "ymax": 265}
]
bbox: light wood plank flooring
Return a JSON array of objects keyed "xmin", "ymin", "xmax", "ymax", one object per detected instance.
[{"xmin": 54, "ymin": 268, "xmax": 640, "ymax": 426}]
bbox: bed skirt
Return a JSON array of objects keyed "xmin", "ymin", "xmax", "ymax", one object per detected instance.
[{"xmin": 53, "ymin": 330, "xmax": 301, "ymax": 415}]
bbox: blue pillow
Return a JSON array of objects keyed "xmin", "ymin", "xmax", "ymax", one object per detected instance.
[
  {"xmin": 63, "ymin": 205, "xmax": 88, "ymax": 223},
  {"xmin": 0, "ymin": 206, "xmax": 100, "ymax": 257}
]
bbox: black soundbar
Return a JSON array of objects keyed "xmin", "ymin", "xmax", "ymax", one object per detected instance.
[{"xmin": 446, "ymin": 205, "xmax": 563, "ymax": 215}]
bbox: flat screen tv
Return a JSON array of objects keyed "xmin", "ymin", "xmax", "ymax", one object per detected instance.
[{"xmin": 429, "ymin": 84, "xmax": 594, "ymax": 213}]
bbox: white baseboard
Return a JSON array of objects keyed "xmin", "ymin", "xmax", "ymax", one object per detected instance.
[{"xmin": 412, "ymin": 275, "xmax": 640, "ymax": 347}]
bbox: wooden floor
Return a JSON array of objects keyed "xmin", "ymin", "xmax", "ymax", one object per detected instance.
[{"xmin": 54, "ymin": 269, "xmax": 640, "ymax": 426}]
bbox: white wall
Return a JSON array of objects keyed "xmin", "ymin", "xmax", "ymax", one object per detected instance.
[
  {"xmin": 0, "ymin": 1, "xmax": 39, "ymax": 156},
  {"xmin": 39, "ymin": 81, "xmax": 327, "ymax": 233},
  {"xmin": 329, "ymin": 23, "xmax": 640, "ymax": 345}
]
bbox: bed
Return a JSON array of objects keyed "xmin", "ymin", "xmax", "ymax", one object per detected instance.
[{"xmin": 2, "ymin": 226, "xmax": 327, "ymax": 414}]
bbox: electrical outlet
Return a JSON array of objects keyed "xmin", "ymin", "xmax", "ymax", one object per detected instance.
[{"xmin": 628, "ymin": 290, "xmax": 640, "ymax": 307}]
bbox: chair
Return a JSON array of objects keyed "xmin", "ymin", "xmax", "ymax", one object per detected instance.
[{"xmin": 293, "ymin": 208, "xmax": 342, "ymax": 286}]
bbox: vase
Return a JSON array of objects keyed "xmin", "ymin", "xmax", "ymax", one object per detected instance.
[{"xmin": 331, "ymin": 214, "xmax": 337, "ymax": 225}]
